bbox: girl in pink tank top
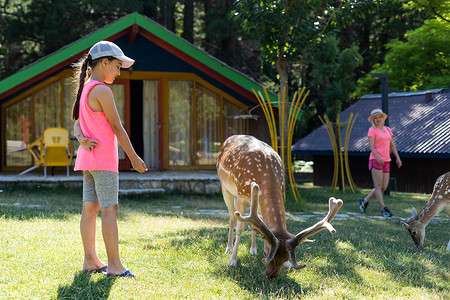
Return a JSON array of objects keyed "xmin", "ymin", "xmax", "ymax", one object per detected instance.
[
  {"xmin": 358, "ymin": 109, "xmax": 402, "ymax": 218},
  {"xmin": 74, "ymin": 80, "xmax": 119, "ymax": 173},
  {"xmin": 71, "ymin": 41, "xmax": 147, "ymax": 278}
]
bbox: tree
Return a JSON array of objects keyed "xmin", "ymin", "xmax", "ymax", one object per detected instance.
[
  {"xmin": 232, "ymin": 0, "xmax": 340, "ymax": 165},
  {"xmin": 310, "ymin": 35, "xmax": 363, "ymax": 121},
  {"xmin": 334, "ymin": 0, "xmax": 428, "ymax": 79},
  {"xmin": 355, "ymin": 17, "xmax": 450, "ymax": 95},
  {"xmin": 0, "ymin": 0, "xmax": 146, "ymax": 79},
  {"xmin": 403, "ymin": 0, "xmax": 450, "ymax": 22},
  {"xmin": 292, "ymin": 0, "xmax": 430, "ymax": 142}
]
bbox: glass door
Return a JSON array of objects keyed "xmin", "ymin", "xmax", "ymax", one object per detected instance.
[
  {"xmin": 109, "ymin": 79, "xmax": 130, "ymax": 170},
  {"xmin": 142, "ymin": 80, "xmax": 160, "ymax": 169},
  {"xmin": 168, "ymin": 80, "xmax": 194, "ymax": 166}
]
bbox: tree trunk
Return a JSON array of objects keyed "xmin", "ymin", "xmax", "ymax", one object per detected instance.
[
  {"xmin": 204, "ymin": 0, "xmax": 212, "ymax": 53},
  {"xmin": 275, "ymin": 56, "xmax": 290, "ymax": 183},
  {"xmin": 162, "ymin": 2, "xmax": 176, "ymax": 32},
  {"xmin": 221, "ymin": 0, "xmax": 234, "ymax": 61},
  {"xmin": 182, "ymin": 0, "xmax": 194, "ymax": 43}
]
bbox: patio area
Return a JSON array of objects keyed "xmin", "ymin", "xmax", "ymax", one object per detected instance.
[{"xmin": 0, "ymin": 170, "xmax": 221, "ymax": 195}]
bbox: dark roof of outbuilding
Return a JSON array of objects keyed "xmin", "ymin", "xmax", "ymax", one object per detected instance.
[{"xmin": 292, "ymin": 89, "xmax": 450, "ymax": 158}]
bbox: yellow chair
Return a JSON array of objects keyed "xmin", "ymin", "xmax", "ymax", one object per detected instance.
[
  {"xmin": 8, "ymin": 127, "xmax": 73, "ymax": 176},
  {"xmin": 40, "ymin": 128, "xmax": 73, "ymax": 177}
]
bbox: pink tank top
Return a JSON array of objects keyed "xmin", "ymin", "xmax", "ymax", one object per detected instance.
[
  {"xmin": 368, "ymin": 126, "xmax": 392, "ymax": 162},
  {"xmin": 74, "ymin": 80, "xmax": 118, "ymax": 173}
]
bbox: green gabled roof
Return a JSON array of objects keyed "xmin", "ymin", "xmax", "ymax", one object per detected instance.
[{"xmin": 0, "ymin": 12, "xmax": 277, "ymax": 103}]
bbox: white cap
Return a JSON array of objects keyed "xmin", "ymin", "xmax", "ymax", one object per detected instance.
[{"xmin": 88, "ymin": 41, "xmax": 134, "ymax": 68}]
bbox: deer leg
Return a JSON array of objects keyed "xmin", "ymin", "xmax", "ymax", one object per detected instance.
[
  {"xmin": 447, "ymin": 213, "xmax": 450, "ymax": 252},
  {"xmin": 250, "ymin": 229, "xmax": 257, "ymax": 255},
  {"xmin": 222, "ymin": 185, "xmax": 235, "ymax": 255},
  {"xmin": 230, "ymin": 196, "xmax": 246, "ymax": 267}
]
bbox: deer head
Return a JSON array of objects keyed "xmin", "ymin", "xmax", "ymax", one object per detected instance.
[
  {"xmin": 236, "ymin": 182, "xmax": 343, "ymax": 278},
  {"xmin": 401, "ymin": 172, "xmax": 450, "ymax": 249},
  {"xmin": 401, "ymin": 208, "xmax": 426, "ymax": 247},
  {"xmin": 217, "ymin": 135, "xmax": 343, "ymax": 278}
]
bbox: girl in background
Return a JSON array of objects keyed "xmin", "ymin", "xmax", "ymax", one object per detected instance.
[
  {"xmin": 359, "ymin": 109, "xmax": 402, "ymax": 217},
  {"xmin": 72, "ymin": 41, "xmax": 147, "ymax": 277}
]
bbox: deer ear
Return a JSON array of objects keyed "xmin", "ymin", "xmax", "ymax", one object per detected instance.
[
  {"xmin": 410, "ymin": 207, "xmax": 417, "ymax": 218},
  {"xmin": 400, "ymin": 221, "xmax": 409, "ymax": 229}
]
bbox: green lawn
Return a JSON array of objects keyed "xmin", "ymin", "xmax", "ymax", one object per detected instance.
[{"xmin": 0, "ymin": 185, "xmax": 448, "ymax": 299}]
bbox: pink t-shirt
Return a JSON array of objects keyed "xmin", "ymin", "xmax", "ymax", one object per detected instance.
[
  {"xmin": 74, "ymin": 81, "xmax": 119, "ymax": 173},
  {"xmin": 368, "ymin": 126, "xmax": 392, "ymax": 162}
]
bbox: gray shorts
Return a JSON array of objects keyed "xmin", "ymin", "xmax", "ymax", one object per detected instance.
[{"xmin": 83, "ymin": 170, "xmax": 119, "ymax": 208}]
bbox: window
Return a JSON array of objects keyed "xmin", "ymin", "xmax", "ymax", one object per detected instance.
[
  {"xmin": 5, "ymin": 80, "xmax": 67, "ymax": 168},
  {"xmin": 34, "ymin": 81, "xmax": 60, "ymax": 138},
  {"xmin": 5, "ymin": 97, "xmax": 32, "ymax": 166},
  {"xmin": 196, "ymin": 83, "xmax": 220, "ymax": 165},
  {"xmin": 223, "ymin": 100, "xmax": 246, "ymax": 139},
  {"xmin": 63, "ymin": 78, "xmax": 75, "ymax": 134},
  {"xmin": 142, "ymin": 80, "xmax": 160, "ymax": 169},
  {"xmin": 168, "ymin": 80, "xmax": 193, "ymax": 166},
  {"xmin": 109, "ymin": 84, "xmax": 126, "ymax": 160},
  {"xmin": 168, "ymin": 80, "xmax": 246, "ymax": 167}
]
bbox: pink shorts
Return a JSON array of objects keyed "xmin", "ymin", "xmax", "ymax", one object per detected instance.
[{"xmin": 369, "ymin": 159, "xmax": 390, "ymax": 173}]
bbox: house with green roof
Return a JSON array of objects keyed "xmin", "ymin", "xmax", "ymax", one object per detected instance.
[{"xmin": 0, "ymin": 12, "xmax": 275, "ymax": 173}]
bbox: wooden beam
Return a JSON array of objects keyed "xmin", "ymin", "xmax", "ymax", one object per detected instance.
[{"xmin": 128, "ymin": 24, "xmax": 140, "ymax": 44}]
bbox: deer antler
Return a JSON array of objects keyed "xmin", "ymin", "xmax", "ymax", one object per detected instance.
[
  {"xmin": 235, "ymin": 182, "xmax": 280, "ymax": 264},
  {"xmin": 287, "ymin": 197, "xmax": 343, "ymax": 269}
]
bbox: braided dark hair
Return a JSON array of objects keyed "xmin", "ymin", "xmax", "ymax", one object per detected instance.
[
  {"xmin": 71, "ymin": 55, "xmax": 116, "ymax": 120},
  {"xmin": 71, "ymin": 55, "xmax": 90, "ymax": 120}
]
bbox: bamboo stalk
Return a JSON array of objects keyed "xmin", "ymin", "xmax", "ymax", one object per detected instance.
[
  {"xmin": 336, "ymin": 114, "xmax": 345, "ymax": 192},
  {"xmin": 288, "ymin": 89, "xmax": 308, "ymax": 201},
  {"xmin": 321, "ymin": 115, "xmax": 339, "ymax": 192},
  {"xmin": 280, "ymin": 86, "xmax": 286, "ymax": 168},
  {"xmin": 263, "ymin": 87, "xmax": 278, "ymax": 152},
  {"xmin": 345, "ymin": 113, "xmax": 358, "ymax": 192},
  {"xmin": 286, "ymin": 91, "xmax": 301, "ymax": 202},
  {"xmin": 252, "ymin": 89, "xmax": 276, "ymax": 148},
  {"xmin": 344, "ymin": 113, "xmax": 354, "ymax": 192}
]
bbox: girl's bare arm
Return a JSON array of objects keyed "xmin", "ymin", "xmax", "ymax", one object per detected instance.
[
  {"xmin": 94, "ymin": 85, "xmax": 147, "ymax": 173},
  {"xmin": 368, "ymin": 136, "xmax": 384, "ymax": 165},
  {"xmin": 390, "ymin": 139, "xmax": 402, "ymax": 168},
  {"xmin": 74, "ymin": 119, "xmax": 98, "ymax": 151}
]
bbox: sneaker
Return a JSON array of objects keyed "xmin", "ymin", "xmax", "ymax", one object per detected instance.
[
  {"xmin": 382, "ymin": 207, "xmax": 393, "ymax": 217},
  {"xmin": 359, "ymin": 198, "xmax": 368, "ymax": 213}
]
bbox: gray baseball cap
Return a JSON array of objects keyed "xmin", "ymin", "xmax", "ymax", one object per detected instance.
[{"xmin": 88, "ymin": 41, "xmax": 134, "ymax": 68}]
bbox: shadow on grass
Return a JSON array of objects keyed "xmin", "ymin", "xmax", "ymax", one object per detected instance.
[
  {"xmin": 2, "ymin": 186, "xmax": 448, "ymax": 297},
  {"xmin": 219, "ymin": 257, "xmax": 309, "ymax": 298},
  {"xmin": 0, "ymin": 186, "xmax": 81, "ymax": 220},
  {"xmin": 140, "ymin": 224, "xmax": 309, "ymax": 298},
  {"xmin": 56, "ymin": 271, "xmax": 116, "ymax": 300},
  {"xmin": 304, "ymin": 218, "xmax": 450, "ymax": 293},
  {"xmin": 145, "ymin": 215, "xmax": 449, "ymax": 297}
]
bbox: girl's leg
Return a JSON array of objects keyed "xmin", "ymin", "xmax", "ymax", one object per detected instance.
[
  {"xmin": 364, "ymin": 188, "xmax": 376, "ymax": 203},
  {"xmin": 80, "ymin": 201, "xmax": 105, "ymax": 270},
  {"xmin": 362, "ymin": 161, "xmax": 377, "ymax": 204},
  {"xmin": 101, "ymin": 204, "xmax": 127, "ymax": 275},
  {"xmin": 371, "ymin": 168, "xmax": 387, "ymax": 209},
  {"xmin": 382, "ymin": 172, "xmax": 390, "ymax": 193}
]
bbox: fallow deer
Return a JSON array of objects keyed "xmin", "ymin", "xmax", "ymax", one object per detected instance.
[
  {"xmin": 401, "ymin": 172, "xmax": 450, "ymax": 251},
  {"xmin": 216, "ymin": 135, "xmax": 343, "ymax": 278}
]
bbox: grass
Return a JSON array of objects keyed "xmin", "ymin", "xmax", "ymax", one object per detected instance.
[{"xmin": 0, "ymin": 184, "xmax": 448, "ymax": 299}]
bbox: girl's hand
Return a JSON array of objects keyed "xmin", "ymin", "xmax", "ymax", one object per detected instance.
[
  {"xmin": 131, "ymin": 156, "xmax": 147, "ymax": 173},
  {"xmin": 80, "ymin": 137, "xmax": 98, "ymax": 151},
  {"xmin": 396, "ymin": 157, "xmax": 402, "ymax": 168},
  {"xmin": 377, "ymin": 157, "xmax": 384, "ymax": 166}
]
